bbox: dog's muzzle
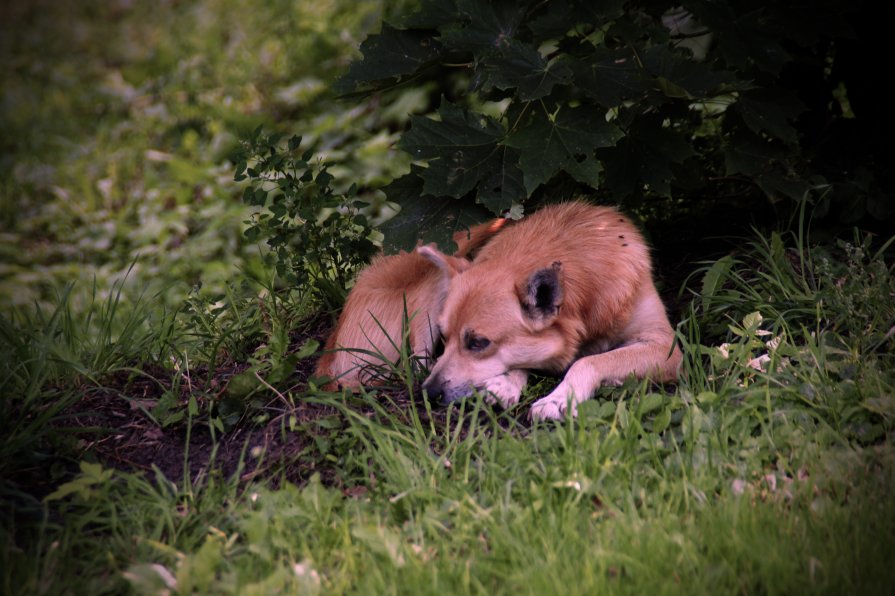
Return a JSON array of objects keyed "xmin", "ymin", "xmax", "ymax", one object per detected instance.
[{"xmin": 423, "ymin": 374, "xmax": 474, "ymax": 406}]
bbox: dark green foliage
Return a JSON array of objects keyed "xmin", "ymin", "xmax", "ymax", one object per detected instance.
[
  {"xmin": 378, "ymin": 164, "xmax": 495, "ymax": 253},
  {"xmin": 235, "ymin": 129, "xmax": 378, "ymax": 307},
  {"xmin": 338, "ymin": 0, "xmax": 885, "ymax": 250}
]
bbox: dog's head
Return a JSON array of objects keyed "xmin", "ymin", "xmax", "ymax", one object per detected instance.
[{"xmin": 417, "ymin": 245, "xmax": 571, "ymax": 404}]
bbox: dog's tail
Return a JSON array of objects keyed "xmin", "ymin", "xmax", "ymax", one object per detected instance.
[{"xmin": 453, "ymin": 218, "xmax": 514, "ymax": 259}]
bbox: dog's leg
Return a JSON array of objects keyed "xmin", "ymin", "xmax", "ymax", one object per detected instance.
[
  {"xmin": 482, "ymin": 369, "xmax": 529, "ymax": 409},
  {"xmin": 530, "ymin": 339, "xmax": 680, "ymax": 420}
]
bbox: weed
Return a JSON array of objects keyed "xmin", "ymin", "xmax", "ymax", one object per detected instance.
[{"xmin": 235, "ymin": 130, "xmax": 379, "ymax": 309}]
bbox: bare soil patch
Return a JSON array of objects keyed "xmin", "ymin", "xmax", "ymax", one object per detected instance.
[{"xmin": 61, "ymin": 316, "xmax": 519, "ymax": 493}]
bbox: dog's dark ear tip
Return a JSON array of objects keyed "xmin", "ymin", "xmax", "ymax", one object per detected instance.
[{"xmin": 522, "ymin": 263, "xmax": 563, "ymax": 322}]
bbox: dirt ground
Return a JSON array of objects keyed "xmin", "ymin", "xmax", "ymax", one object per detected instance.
[{"xmin": 63, "ymin": 316, "xmax": 516, "ymax": 493}]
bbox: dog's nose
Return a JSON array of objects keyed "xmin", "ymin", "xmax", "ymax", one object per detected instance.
[
  {"xmin": 424, "ymin": 375, "xmax": 474, "ymax": 406},
  {"xmin": 423, "ymin": 376, "xmax": 462, "ymax": 406},
  {"xmin": 422, "ymin": 375, "xmax": 443, "ymax": 402}
]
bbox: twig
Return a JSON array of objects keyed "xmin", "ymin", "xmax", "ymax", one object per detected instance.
[{"xmin": 254, "ymin": 370, "xmax": 289, "ymax": 406}]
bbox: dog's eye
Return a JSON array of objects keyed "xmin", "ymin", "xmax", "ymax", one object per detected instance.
[
  {"xmin": 433, "ymin": 336, "xmax": 445, "ymax": 358},
  {"xmin": 465, "ymin": 334, "xmax": 491, "ymax": 352}
]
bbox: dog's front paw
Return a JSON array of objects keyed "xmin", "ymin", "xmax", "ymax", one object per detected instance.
[
  {"xmin": 530, "ymin": 385, "xmax": 579, "ymax": 421},
  {"xmin": 482, "ymin": 370, "xmax": 528, "ymax": 409}
]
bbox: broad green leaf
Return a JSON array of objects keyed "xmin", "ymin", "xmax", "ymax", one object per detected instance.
[
  {"xmin": 505, "ymin": 105, "xmax": 621, "ymax": 194},
  {"xmin": 600, "ymin": 115, "xmax": 694, "ymax": 197},
  {"xmin": 528, "ymin": 0, "xmax": 625, "ymax": 41},
  {"xmin": 642, "ymin": 45, "xmax": 735, "ymax": 99},
  {"xmin": 439, "ymin": 0, "xmax": 526, "ymax": 53},
  {"xmin": 527, "ymin": 0, "xmax": 576, "ymax": 40},
  {"xmin": 724, "ymin": 130, "xmax": 783, "ymax": 177},
  {"xmin": 652, "ymin": 407, "xmax": 672, "ymax": 433},
  {"xmin": 397, "ymin": 0, "xmax": 460, "ymax": 28},
  {"xmin": 226, "ymin": 368, "xmax": 263, "ymax": 398},
  {"xmin": 639, "ymin": 393, "xmax": 666, "ymax": 415},
  {"xmin": 571, "ymin": 48, "xmax": 650, "ymax": 107},
  {"xmin": 477, "ymin": 146, "xmax": 526, "ymax": 215},
  {"xmin": 862, "ymin": 395, "xmax": 895, "ymax": 421},
  {"xmin": 294, "ymin": 338, "xmax": 320, "ymax": 360},
  {"xmin": 596, "ymin": 400, "xmax": 616, "ymax": 419},
  {"xmin": 380, "ymin": 167, "xmax": 493, "ymax": 252},
  {"xmin": 725, "ymin": 125, "xmax": 809, "ymax": 202},
  {"xmin": 44, "ymin": 478, "xmax": 91, "ymax": 502},
  {"xmin": 615, "ymin": 399, "xmax": 629, "ymax": 430},
  {"xmin": 696, "ymin": 391, "xmax": 719, "ymax": 405},
  {"xmin": 400, "ymin": 101, "xmax": 504, "ymax": 160},
  {"xmin": 335, "ymin": 25, "xmax": 443, "ymax": 93},
  {"xmin": 700, "ymin": 255, "xmax": 734, "ymax": 312},
  {"xmin": 43, "ymin": 462, "xmax": 113, "ymax": 502},
  {"xmin": 742, "ymin": 311, "xmax": 763, "ymax": 333},
  {"xmin": 757, "ymin": 171, "xmax": 811, "ymax": 203},
  {"xmin": 735, "ymin": 91, "xmax": 804, "ymax": 145},
  {"xmin": 572, "ymin": 0, "xmax": 626, "ymax": 23},
  {"xmin": 420, "ymin": 147, "xmax": 498, "ymax": 199},
  {"xmin": 482, "ymin": 41, "xmax": 572, "ymax": 100},
  {"xmin": 399, "ymin": 102, "xmax": 506, "ymax": 198}
]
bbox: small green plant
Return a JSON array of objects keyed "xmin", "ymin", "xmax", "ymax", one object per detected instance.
[
  {"xmin": 815, "ymin": 232, "xmax": 895, "ymax": 351},
  {"xmin": 691, "ymin": 225, "xmax": 895, "ymax": 354},
  {"xmin": 234, "ymin": 129, "xmax": 379, "ymax": 308}
]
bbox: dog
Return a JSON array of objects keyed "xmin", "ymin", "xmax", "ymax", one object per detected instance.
[
  {"xmin": 314, "ymin": 220, "xmax": 511, "ymax": 390},
  {"xmin": 417, "ymin": 201, "xmax": 681, "ymax": 420}
]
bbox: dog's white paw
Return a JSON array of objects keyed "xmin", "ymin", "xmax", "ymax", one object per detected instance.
[
  {"xmin": 530, "ymin": 396, "xmax": 566, "ymax": 420},
  {"xmin": 482, "ymin": 370, "xmax": 528, "ymax": 409},
  {"xmin": 530, "ymin": 386, "xmax": 579, "ymax": 421}
]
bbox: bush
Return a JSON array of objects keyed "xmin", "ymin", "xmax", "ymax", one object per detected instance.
[{"xmin": 337, "ymin": 0, "xmax": 889, "ymax": 250}]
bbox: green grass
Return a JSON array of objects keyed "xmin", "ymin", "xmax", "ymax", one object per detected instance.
[
  {"xmin": 1, "ymin": 0, "xmax": 416, "ymax": 311},
  {"xmin": 2, "ymin": 225, "xmax": 894, "ymax": 594}
]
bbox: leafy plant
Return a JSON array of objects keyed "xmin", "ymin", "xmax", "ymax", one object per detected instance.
[
  {"xmin": 337, "ymin": 0, "xmax": 877, "ymax": 250},
  {"xmin": 235, "ymin": 129, "xmax": 380, "ymax": 307},
  {"xmin": 692, "ymin": 225, "xmax": 895, "ymax": 354},
  {"xmin": 815, "ymin": 232, "xmax": 895, "ymax": 351}
]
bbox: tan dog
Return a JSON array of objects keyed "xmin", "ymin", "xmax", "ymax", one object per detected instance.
[
  {"xmin": 418, "ymin": 201, "xmax": 681, "ymax": 420},
  {"xmin": 314, "ymin": 220, "xmax": 510, "ymax": 390}
]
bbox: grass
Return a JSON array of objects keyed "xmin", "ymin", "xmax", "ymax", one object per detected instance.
[
  {"xmin": 2, "ymin": 223, "xmax": 894, "ymax": 594},
  {"xmin": 0, "ymin": 0, "xmax": 416, "ymax": 311}
]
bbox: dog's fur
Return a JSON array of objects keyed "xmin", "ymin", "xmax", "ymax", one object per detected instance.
[
  {"xmin": 452, "ymin": 217, "xmax": 513, "ymax": 259},
  {"xmin": 313, "ymin": 249, "xmax": 459, "ymax": 390},
  {"xmin": 418, "ymin": 201, "xmax": 681, "ymax": 420},
  {"xmin": 314, "ymin": 220, "xmax": 509, "ymax": 390}
]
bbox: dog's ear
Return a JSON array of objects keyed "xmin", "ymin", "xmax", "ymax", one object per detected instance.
[
  {"xmin": 417, "ymin": 244, "xmax": 471, "ymax": 278},
  {"xmin": 520, "ymin": 262, "xmax": 563, "ymax": 325}
]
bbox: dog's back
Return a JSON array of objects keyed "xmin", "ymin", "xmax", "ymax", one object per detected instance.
[{"xmin": 473, "ymin": 202, "xmax": 651, "ymax": 345}]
